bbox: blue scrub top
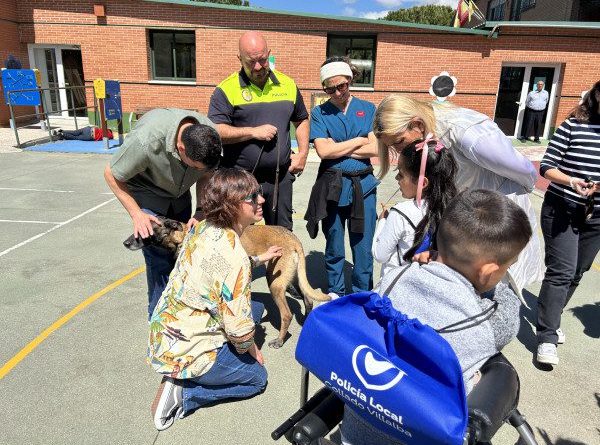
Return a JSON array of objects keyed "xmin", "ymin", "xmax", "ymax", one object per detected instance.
[{"xmin": 310, "ymin": 97, "xmax": 379, "ymax": 206}]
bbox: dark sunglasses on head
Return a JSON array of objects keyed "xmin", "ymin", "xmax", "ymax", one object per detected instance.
[
  {"xmin": 323, "ymin": 82, "xmax": 349, "ymax": 95},
  {"xmin": 243, "ymin": 185, "xmax": 263, "ymax": 205}
]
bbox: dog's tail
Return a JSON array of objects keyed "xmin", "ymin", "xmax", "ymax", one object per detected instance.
[{"xmin": 294, "ymin": 248, "xmax": 331, "ymax": 302}]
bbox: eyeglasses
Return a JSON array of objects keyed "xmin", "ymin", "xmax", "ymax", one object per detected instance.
[
  {"xmin": 323, "ymin": 82, "xmax": 349, "ymax": 95},
  {"xmin": 243, "ymin": 186, "xmax": 263, "ymax": 205}
]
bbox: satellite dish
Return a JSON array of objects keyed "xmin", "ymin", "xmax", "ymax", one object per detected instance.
[{"xmin": 429, "ymin": 71, "xmax": 457, "ymax": 102}]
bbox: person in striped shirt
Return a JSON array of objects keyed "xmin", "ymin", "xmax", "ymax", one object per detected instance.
[{"xmin": 536, "ymin": 80, "xmax": 600, "ymax": 366}]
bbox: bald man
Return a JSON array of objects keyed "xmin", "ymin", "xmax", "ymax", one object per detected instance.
[{"xmin": 208, "ymin": 31, "xmax": 309, "ymax": 230}]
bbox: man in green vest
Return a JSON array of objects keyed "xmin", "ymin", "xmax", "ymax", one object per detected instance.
[
  {"xmin": 104, "ymin": 108, "xmax": 221, "ymax": 319},
  {"xmin": 208, "ymin": 31, "xmax": 309, "ymax": 230}
]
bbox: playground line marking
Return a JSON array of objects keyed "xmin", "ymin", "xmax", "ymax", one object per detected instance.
[
  {"xmin": 0, "ymin": 198, "xmax": 115, "ymax": 258},
  {"xmin": 0, "ymin": 187, "xmax": 75, "ymax": 193},
  {"xmin": 0, "ymin": 219, "xmax": 63, "ymax": 225},
  {"xmin": 0, "ymin": 266, "xmax": 145, "ymax": 380}
]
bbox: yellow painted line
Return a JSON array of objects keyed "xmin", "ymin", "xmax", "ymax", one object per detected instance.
[
  {"xmin": 593, "ymin": 263, "xmax": 600, "ymax": 272},
  {"xmin": 0, "ymin": 266, "xmax": 145, "ymax": 380}
]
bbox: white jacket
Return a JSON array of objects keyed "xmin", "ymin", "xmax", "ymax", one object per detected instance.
[{"xmin": 433, "ymin": 103, "xmax": 544, "ymax": 291}]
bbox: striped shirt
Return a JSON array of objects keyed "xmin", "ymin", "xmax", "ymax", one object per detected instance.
[{"xmin": 540, "ymin": 118, "xmax": 600, "ymax": 211}]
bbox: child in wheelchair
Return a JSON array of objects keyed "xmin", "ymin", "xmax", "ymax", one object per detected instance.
[{"xmin": 340, "ymin": 189, "xmax": 530, "ymax": 445}]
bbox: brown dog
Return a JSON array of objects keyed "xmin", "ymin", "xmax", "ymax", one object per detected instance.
[{"xmin": 123, "ymin": 218, "xmax": 330, "ymax": 348}]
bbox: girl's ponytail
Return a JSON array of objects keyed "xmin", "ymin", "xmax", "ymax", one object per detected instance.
[{"xmin": 400, "ymin": 139, "xmax": 458, "ymax": 261}]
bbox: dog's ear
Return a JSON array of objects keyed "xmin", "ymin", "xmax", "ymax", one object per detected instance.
[
  {"xmin": 163, "ymin": 218, "xmax": 184, "ymax": 231},
  {"xmin": 123, "ymin": 234, "xmax": 147, "ymax": 251}
]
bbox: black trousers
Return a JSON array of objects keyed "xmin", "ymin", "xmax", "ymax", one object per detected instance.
[
  {"xmin": 537, "ymin": 192, "xmax": 600, "ymax": 344},
  {"xmin": 523, "ymin": 108, "xmax": 545, "ymax": 140},
  {"xmin": 255, "ymin": 169, "xmax": 295, "ymax": 231}
]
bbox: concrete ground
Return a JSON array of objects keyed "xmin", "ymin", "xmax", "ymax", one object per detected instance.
[{"xmin": 0, "ymin": 150, "xmax": 599, "ymax": 445}]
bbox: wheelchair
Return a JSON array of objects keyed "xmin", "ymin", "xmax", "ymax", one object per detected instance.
[{"xmin": 272, "ymin": 353, "xmax": 538, "ymax": 445}]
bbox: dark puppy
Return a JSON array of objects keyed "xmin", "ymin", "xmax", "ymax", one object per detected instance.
[{"xmin": 123, "ymin": 217, "xmax": 330, "ymax": 348}]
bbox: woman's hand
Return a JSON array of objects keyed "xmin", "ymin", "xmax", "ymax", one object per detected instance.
[
  {"xmin": 248, "ymin": 344, "xmax": 265, "ymax": 366},
  {"xmin": 412, "ymin": 250, "xmax": 438, "ymax": 264},
  {"xmin": 570, "ymin": 177, "xmax": 595, "ymax": 197},
  {"xmin": 258, "ymin": 245, "xmax": 283, "ymax": 263}
]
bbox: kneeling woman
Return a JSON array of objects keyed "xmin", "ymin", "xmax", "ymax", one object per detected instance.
[{"xmin": 148, "ymin": 168, "xmax": 281, "ymax": 430}]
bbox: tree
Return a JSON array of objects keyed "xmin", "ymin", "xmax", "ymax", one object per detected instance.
[
  {"xmin": 382, "ymin": 5, "xmax": 455, "ymax": 27},
  {"xmin": 193, "ymin": 0, "xmax": 250, "ymax": 5}
]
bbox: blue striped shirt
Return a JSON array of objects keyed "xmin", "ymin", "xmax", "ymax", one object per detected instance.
[
  {"xmin": 540, "ymin": 118, "xmax": 600, "ymax": 211},
  {"xmin": 526, "ymin": 89, "xmax": 549, "ymax": 111}
]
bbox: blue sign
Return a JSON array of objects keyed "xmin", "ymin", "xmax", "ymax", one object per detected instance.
[
  {"xmin": 104, "ymin": 80, "xmax": 122, "ymax": 120},
  {"xmin": 1, "ymin": 69, "xmax": 41, "ymax": 106}
]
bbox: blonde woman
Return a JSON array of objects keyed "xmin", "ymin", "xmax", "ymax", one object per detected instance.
[{"xmin": 373, "ymin": 95, "xmax": 544, "ymax": 293}]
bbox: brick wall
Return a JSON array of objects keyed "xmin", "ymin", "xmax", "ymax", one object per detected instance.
[
  {"xmin": 0, "ymin": 0, "xmax": 32, "ymax": 126},
  {"xmin": 5, "ymin": 0, "xmax": 600, "ymax": 133}
]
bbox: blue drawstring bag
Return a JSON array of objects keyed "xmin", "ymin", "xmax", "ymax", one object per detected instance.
[{"xmin": 295, "ymin": 286, "xmax": 468, "ymax": 444}]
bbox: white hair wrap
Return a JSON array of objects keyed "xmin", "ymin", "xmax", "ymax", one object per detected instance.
[{"xmin": 320, "ymin": 61, "xmax": 353, "ymax": 83}]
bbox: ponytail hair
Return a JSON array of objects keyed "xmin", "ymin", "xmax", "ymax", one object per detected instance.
[{"xmin": 399, "ymin": 139, "xmax": 458, "ymax": 261}]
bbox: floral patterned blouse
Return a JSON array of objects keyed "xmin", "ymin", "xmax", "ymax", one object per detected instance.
[{"xmin": 147, "ymin": 220, "xmax": 254, "ymax": 379}]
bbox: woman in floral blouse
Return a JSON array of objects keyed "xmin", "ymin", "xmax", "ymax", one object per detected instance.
[{"xmin": 148, "ymin": 168, "xmax": 282, "ymax": 430}]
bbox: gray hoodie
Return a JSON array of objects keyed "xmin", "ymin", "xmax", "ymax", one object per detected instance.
[{"xmin": 341, "ymin": 261, "xmax": 521, "ymax": 445}]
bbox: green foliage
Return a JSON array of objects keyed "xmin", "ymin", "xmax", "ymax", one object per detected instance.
[
  {"xmin": 382, "ymin": 5, "xmax": 455, "ymax": 26},
  {"xmin": 192, "ymin": 0, "xmax": 250, "ymax": 6}
]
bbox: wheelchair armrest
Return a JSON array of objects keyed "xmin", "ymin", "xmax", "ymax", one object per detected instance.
[
  {"xmin": 467, "ymin": 353, "xmax": 520, "ymax": 443},
  {"xmin": 289, "ymin": 392, "xmax": 345, "ymax": 445}
]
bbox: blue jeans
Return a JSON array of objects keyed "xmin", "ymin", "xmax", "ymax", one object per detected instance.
[
  {"xmin": 141, "ymin": 206, "xmax": 190, "ymax": 320},
  {"xmin": 181, "ymin": 300, "xmax": 267, "ymax": 414},
  {"xmin": 322, "ymin": 192, "xmax": 376, "ymax": 295}
]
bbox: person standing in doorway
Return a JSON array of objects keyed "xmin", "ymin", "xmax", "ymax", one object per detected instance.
[
  {"xmin": 208, "ymin": 31, "xmax": 310, "ymax": 231},
  {"xmin": 522, "ymin": 80, "xmax": 549, "ymax": 143}
]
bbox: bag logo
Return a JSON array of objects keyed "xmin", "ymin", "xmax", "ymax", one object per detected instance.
[
  {"xmin": 352, "ymin": 345, "xmax": 407, "ymax": 391},
  {"xmin": 356, "ymin": 110, "xmax": 365, "ymax": 117}
]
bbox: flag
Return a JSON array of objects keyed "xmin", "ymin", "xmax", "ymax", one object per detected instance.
[{"xmin": 453, "ymin": 0, "xmax": 486, "ymax": 28}]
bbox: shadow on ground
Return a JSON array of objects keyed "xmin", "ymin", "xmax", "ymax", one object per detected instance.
[
  {"xmin": 517, "ymin": 289, "xmax": 538, "ymax": 354},
  {"xmin": 536, "ymin": 428, "xmax": 589, "ymax": 445},
  {"xmin": 569, "ymin": 302, "xmax": 600, "ymax": 339}
]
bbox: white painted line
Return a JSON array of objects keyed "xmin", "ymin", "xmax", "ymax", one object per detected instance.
[
  {"xmin": 0, "ymin": 198, "xmax": 116, "ymax": 258},
  {"xmin": 0, "ymin": 219, "xmax": 62, "ymax": 225},
  {"xmin": 0, "ymin": 187, "xmax": 75, "ymax": 193}
]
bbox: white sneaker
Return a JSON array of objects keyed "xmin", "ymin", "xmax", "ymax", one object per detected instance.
[
  {"xmin": 327, "ymin": 292, "xmax": 340, "ymax": 300},
  {"xmin": 556, "ymin": 328, "xmax": 565, "ymax": 344},
  {"xmin": 151, "ymin": 377, "xmax": 183, "ymax": 430},
  {"xmin": 537, "ymin": 343, "xmax": 559, "ymax": 365}
]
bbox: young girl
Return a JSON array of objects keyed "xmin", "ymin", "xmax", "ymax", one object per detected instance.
[{"xmin": 372, "ymin": 135, "xmax": 457, "ymax": 278}]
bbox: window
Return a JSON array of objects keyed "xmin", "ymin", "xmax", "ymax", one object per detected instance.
[
  {"xmin": 327, "ymin": 35, "xmax": 377, "ymax": 88},
  {"xmin": 486, "ymin": 0, "xmax": 506, "ymax": 21},
  {"xmin": 520, "ymin": 0, "xmax": 536, "ymax": 12},
  {"xmin": 149, "ymin": 30, "xmax": 196, "ymax": 81}
]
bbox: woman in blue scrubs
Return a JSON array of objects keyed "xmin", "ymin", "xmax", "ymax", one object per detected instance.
[{"xmin": 305, "ymin": 57, "xmax": 379, "ymax": 297}]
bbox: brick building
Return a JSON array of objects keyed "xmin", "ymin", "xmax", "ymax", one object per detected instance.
[
  {"xmin": 1, "ymin": 0, "xmax": 599, "ymax": 140},
  {"xmin": 475, "ymin": 0, "xmax": 600, "ymax": 21}
]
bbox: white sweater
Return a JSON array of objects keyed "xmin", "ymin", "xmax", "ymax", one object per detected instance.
[{"xmin": 372, "ymin": 199, "xmax": 427, "ymax": 279}]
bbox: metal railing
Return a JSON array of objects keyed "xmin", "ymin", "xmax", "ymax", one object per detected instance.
[{"xmin": 6, "ymin": 84, "xmax": 99, "ymax": 148}]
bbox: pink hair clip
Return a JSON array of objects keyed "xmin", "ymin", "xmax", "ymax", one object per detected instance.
[{"xmin": 414, "ymin": 133, "xmax": 445, "ymax": 206}]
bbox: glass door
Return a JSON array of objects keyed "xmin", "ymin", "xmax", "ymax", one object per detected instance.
[
  {"xmin": 523, "ymin": 66, "xmax": 555, "ymax": 139},
  {"xmin": 494, "ymin": 64, "xmax": 560, "ymax": 139},
  {"xmin": 493, "ymin": 66, "xmax": 525, "ymax": 136}
]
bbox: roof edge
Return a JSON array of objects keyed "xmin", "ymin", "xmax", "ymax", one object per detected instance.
[
  {"xmin": 143, "ymin": 0, "xmax": 493, "ymax": 36},
  {"xmin": 485, "ymin": 21, "xmax": 600, "ymax": 30}
]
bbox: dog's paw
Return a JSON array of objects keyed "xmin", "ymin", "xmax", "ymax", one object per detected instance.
[{"xmin": 268, "ymin": 338, "xmax": 284, "ymax": 349}]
